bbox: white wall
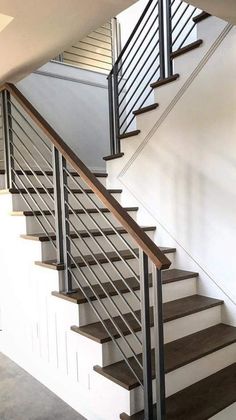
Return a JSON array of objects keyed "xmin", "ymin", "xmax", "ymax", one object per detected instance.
[
  {"xmin": 17, "ymin": 61, "xmax": 110, "ymax": 171},
  {"xmin": 110, "ymin": 25, "xmax": 236, "ymax": 321}
]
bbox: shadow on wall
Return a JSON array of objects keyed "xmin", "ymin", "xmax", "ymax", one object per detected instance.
[{"xmin": 17, "ymin": 62, "xmax": 110, "ymax": 172}]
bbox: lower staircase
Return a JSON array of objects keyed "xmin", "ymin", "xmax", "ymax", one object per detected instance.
[{"xmin": 0, "ymin": 84, "xmax": 236, "ymax": 419}]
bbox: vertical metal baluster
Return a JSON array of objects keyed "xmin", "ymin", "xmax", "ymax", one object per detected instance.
[
  {"xmin": 53, "ymin": 146, "xmax": 65, "ymax": 270},
  {"xmin": 60, "ymin": 156, "xmax": 73, "ymax": 293},
  {"xmin": 108, "ymin": 73, "xmax": 115, "ymax": 156},
  {"xmin": 153, "ymin": 264, "xmax": 166, "ymax": 420},
  {"xmin": 140, "ymin": 250, "xmax": 154, "ymax": 419},
  {"xmin": 2, "ymin": 90, "xmax": 14, "ymax": 189},
  {"xmin": 159, "ymin": 0, "xmax": 166, "ymax": 80},
  {"xmin": 165, "ymin": 0, "xmax": 173, "ymax": 77},
  {"xmin": 113, "ymin": 63, "xmax": 120, "ymax": 154}
]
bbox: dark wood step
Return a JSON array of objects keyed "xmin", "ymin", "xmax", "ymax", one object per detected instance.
[
  {"xmin": 35, "ymin": 246, "xmax": 176, "ymax": 271},
  {"xmin": 14, "ymin": 169, "xmax": 107, "ymax": 178},
  {"xmin": 53, "ymin": 269, "xmax": 198, "ymax": 305},
  {"xmin": 103, "ymin": 153, "xmax": 124, "ymax": 161},
  {"xmin": 193, "ymin": 11, "xmax": 211, "ymax": 24},
  {"xmin": 119, "ymin": 130, "xmax": 141, "ymax": 140},
  {"xmin": 133, "ymin": 103, "xmax": 159, "ymax": 116},
  {"xmin": 9, "ymin": 187, "xmax": 122, "ymax": 195},
  {"xmin": 71, "ymin": 295, "xmax": 221, "ymax": 344},
  {"xmin": 150, "ymin": 74, "xmax": 179, "ymax": 89},
  {"xmin": 11, "ymin": 207, "xmax": 139, "ymax": 217},
  {"xmin": 21, "ymin": 226, "xmax": 156, "ymax": 242},
  {"xmin": 0, "ymin": 169, "xmax": 5, "ymax": 175},
  {"xmin": 171, "ymin": 40, "xmax": 203, "ymax": 59},
  {"xmin": 94, "ymin": 323, "xmax": 234, "ymax": 391},
  {"xmin": 120, "ymin": 363, "xmax": 236, "ymax": 420}
]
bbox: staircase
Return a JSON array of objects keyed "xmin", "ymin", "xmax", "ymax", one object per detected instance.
[{"xmin": 0, "ymin": 2, "xmax": 236, "ymax": 420}]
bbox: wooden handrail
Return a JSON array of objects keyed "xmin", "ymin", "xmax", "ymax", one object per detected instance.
[{"xmin": 2, "ymin": 83, "xmax": 171, "ymax": 270}]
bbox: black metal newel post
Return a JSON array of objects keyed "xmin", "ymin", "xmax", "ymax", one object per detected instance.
[
  {"xmin": 53, "ymin": 147, "xmax": 72, "ymax": 293},
  {"xmin": 158, "ymin": 0, "xmax": 166, "ymax": 80},
  {"xmin": 140, "ymin": 250, "xmax": 154, "ymax": 419},
  {"xmin": 153, "ymin": 265, "xmax": 166, "ymax": 419},
  {"xmin": 165, "ymin": 0, "xmax": 173, "ymax": 77},
  {"xmin": 113, "ymin": 63, "xmax": 120, "ymax": 154},
  {"xmin": 108, "ymin": 73, "xmax": 115, "ymax": 156},
  {"xmin": 53, "ymin": 146, "xmax": 65, "ymax": 266},
  {"xmin": 59, "ymin": 155, "xmax": 73, "ymax": 293},
  {"xmin": 2, "ymin": 90, "xmax": 14, "ymax": 189}
]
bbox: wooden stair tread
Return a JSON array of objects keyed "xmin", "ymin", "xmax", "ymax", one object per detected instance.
[
  {"xmin": 120, "ymin": 363, "xmax": 236, "ymax": 419},
  {"xmin": 11, "ymin": 207, "xmax": 139, "ymax": 217},
  {"xmin": 0, "ymin": 169, "xmax": 5, "ymax": 175},
  {"xmin": 9, "ymin": 187, "xmax": 122, "ymax": 194},
  {"xmin": 133, "ymin": 103, "xmax": 159, "ymax": 116},
  {"xmin": 171, "ymin": 40, "xmax": 203, "ymax": 59},
  {"xmin": 119, "ymin": 130, "xmax": 141, "ymax": 140},
  {"xmin": 103, "ymin": 153, "xmax": 124, "ymax": 161},
  {"xmin": 14, "ymin": 169, "xmax": 107, "ymax": 177},
  {"xmin": 193, "ymin": 11, "xmax": 211, "ymax": 24},
  {"xmin": 53, "ymin": 269, "xmax": 198, "ymax": 305},
  {"xmin": 35, "ymin": 246, "xmax": 176, "ymax": 270},
  {"xmin": 71, "ymin": 295, "xmax": 221, "ymax": 344},
  {"xmin": 21, "ymin": 226, "xmax": 156, "ymax": 242},
  {"xmin": 94, "ymin": 324, "xmax": 235, "ymax": 390},
  {"xmin": 150, "ymin": 74, "xmax": 179, "ymax": 89}
]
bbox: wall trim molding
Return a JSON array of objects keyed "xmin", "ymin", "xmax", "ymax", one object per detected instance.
[
  {"xmin": 118, "ymin": 23, "xmax": 233, "ymax": 178},
  {"xmin": 34, "ymin": 68, "xmax": 108, "ymax": 90}
]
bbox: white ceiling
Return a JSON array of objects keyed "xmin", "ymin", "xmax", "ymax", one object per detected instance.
[
  {"xmin": 0, "ymin": 0, "xmax": 137, "ymax": 84},
  {"xmin": 185, "ymin": 0, "xmax": 236, "ymax": 24}
]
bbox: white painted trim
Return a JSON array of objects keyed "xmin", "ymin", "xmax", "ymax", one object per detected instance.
[{"xmin": 34, "ymin": 68, "xmax": 108, "ymax": 90}]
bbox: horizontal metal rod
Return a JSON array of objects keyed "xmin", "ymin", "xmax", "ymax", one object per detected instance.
[
  {"xmin": 11, "ymin": 152, "xmax": 55, "ymax": 231},
  {"xmin": 118, "ymin": 27, "xmax": 160, "ymax": 98},
  {"xmin": 64, "ymin": 181, "xmax": 141, "ymax": 293},
  {"xmin": 119, "ymin": 40, "xmax": 160, "ymax": 111},
  {"xmin": 111, "ymin": 0, "xmax": 155, "ymax": 70},
  {"xmin": 172, "ymin": 9, "xmax": 196, "ymax": 47},
  {"xmin": 119, "ymin": 62, "xmax": 160, "ymax": 127},
  {"xmin": 10, "ymin": 123, "xmax": 53, "ymax": 187},
  {"xmin": 9, "ymin": 100, "xmax": 52, "ymax": 153},
  {"xmin": 65, "ymin": 168, "xmax": 139, "ymax": 263},
  {"xmin": 67, "ymin": 250, "xmax": 143, "ymax": 369},
  {"xmin": 65, "ymin": 203, "xmax": 142, "ymax": 320},
  {"xmin": 118, "ymin": 4, "xmax": 159, "ymax": 78},
  {"xmin": 10, "ymin": 128, "xmax": 55, "ymax": 206},
  {"xmin": 66, "ymin": 221, "xmax": 142, "ymax": 342},
  {"xmin": 10, "ymin": 113, "xmax": 53, "ymax": 170},
  {"xmin": 178, "ymin": 21, "xmax": 196, "ymax": 50},
  {"xmin": 11, "ymin": 167, "xmax": 57, "ymax": 249},
  {"xmin": 68, "ymin": 266, "xmax": 144, "ymax": 388}
]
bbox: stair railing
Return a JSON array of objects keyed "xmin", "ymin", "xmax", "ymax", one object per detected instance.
[
  {"xmin": 1, "ymin": 83, "xmax": 171, "ymax": 419},
  {"xmin": 108, "ymin": 0, "xmax": 200, "ymax": 155}
]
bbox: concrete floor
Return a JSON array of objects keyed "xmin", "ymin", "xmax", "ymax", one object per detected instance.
[{"xmin": 0, "ymin": 352, "xmax": 86, "ymax": 420}]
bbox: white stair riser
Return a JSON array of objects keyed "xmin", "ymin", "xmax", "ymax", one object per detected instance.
[
  {"xmin": 21, "ymin": 210, "xmax": 138, "ymax": 234},
  {"xmin": 91, "ymin": 343, "xmax": 236, "ymax": 418},
  {"xmin": 72, "ymin": 277, "xmax": 197, "ymax": 327},
  {"xmin": 34, "ymin": 230, "xmax": 154, "ymax": 261},
  {"xmin": 72, "ymin": 303, "xmax": 220, "ymax": 367},
  {"xmin": 11, "ymin": 191, "xmax": 122, "ymax": 211},
  {"xmin": 63, "ymin": 253, "xmax": 175, "ymax": 295}
]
